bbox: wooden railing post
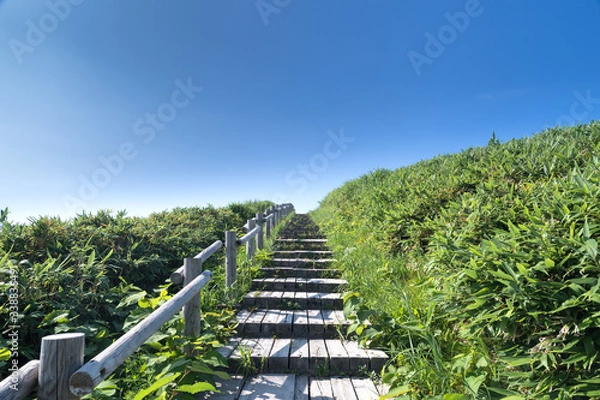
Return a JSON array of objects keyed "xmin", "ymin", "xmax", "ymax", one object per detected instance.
[
  {"xmin": 39, "ymin": 333, "xmax": 84, "ymax": 400},
  {"xmin": 246, "ymin": 219, "xmax": 256, "ymax": 261},
  {"xmin": 225, "ymin": 230, "xmax": 237, "ymax": 287},
  {"xmin": 265, "ymin": 212, "xmax": 272, "ymax": 239},
  {"xmin": 269, "ymin": 206, "xmax": 276, "ymax": 232},
  {"xmin": 183, "ymin": 257, "xmax": 203, "ymax": 355},
  {"xmin": 256, "ymin": 213, "xmax": 264, "ymax": 250}
]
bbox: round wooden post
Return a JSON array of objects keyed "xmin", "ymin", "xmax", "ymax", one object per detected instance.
[
  {"xmin": 225, "ymin": 231, "xmax": 237, "ymax": 287},
  {"xmin": 246, "ymin": 219, "xmax": 256, "ymax": 261},
  {"xmin": 183, "ymin": 257, "xmax": 203, "ymax": 355},
  {"xmin": 256, "ymin": 213, "xmax": 264, "ymax": 250},
  {"xmin": 39, "ymin": 333, "xmax": 85, "ymax": 400}
]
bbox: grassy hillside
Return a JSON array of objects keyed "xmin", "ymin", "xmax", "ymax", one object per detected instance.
[
  {"xmin": 0, "ymin": 200, "xmax": 273, "ymax": 398},
  {"xmin": 312, "ymin": 122, "xmax": 600, "ymax": 399}
]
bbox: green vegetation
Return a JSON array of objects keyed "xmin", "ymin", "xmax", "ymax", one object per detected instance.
[
  {"xmin": 0, "ymin": 200, "xmax": 273, "ymax": 399},
  {"xmin": 312, "ymin": 122, "xmax": 600, "ymax": 399}
]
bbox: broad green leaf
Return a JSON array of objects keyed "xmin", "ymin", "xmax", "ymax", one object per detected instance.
[
  {"xmin": 39, "ymin": 310, "xmax": 70, "ymax": 327},
  {"xmin": 134, "ymin": 372, "xmax": 181, "ymax": 400},
  {"xmin": 176, "ymin": 382, "xmax": 217, "ymax": 394},
  {"xmin": 117, "ymin": 291, "xmax": 147, "ymax": 309}
]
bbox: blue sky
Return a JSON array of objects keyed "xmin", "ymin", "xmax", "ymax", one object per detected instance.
[{"xmin": 1, "ymin": 0, "xmax": 599, "ymax": 222}]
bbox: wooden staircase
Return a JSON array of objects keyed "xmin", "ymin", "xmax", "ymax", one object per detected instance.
[{"xmin": 205, "ymin": 214, "xmax": 388, "ymax": 399}]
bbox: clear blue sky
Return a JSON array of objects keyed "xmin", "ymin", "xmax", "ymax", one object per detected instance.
[{"xmin": 1, "ymin": 0, "xmax": 599, "ymax": 223}]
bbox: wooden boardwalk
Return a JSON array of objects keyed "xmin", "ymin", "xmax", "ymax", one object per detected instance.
[{"xmin": 206, "ymin": 215, "xmax": 388, "ymax": 399}]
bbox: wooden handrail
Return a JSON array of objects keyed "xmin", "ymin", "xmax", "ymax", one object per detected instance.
[
  {"xmin": 170, "ymin": 240, "xmax": 223, "ymax": 284},
  {"xmin": 237, "ymin": 225, "xmax": 261, "ymax": 246},
  {"xmin": 69, "ymin": 271, "xmax": 213, "ymax": 396},
  {"xmin": 0, "ymin": 360, "xmax": 40, "ymax": 400}
]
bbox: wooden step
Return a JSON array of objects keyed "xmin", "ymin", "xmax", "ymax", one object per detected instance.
[
  {"xmin": 218, "ymin": 338, "xmax": 388, "ymax": 375},
  {"xmin": 275, "ymin": 239, "xmax": 330, "ymax": 251},
  {"xmin": 276, "ymin": 239, "xmax": 328, "ymax": 244},
  {"xmin": 235, "ymin": 308, "xmax": 349, "ymax": 338},
  {"xmin": 274, "ymin": 250, "xmax": 334, "ymax": 259},
  {"xmin": 252, "ymin": 277, "xmax": 347, "ymax": 292},
  {"xmin": 242, "ymin": 291, "xmax": 343, "ymax": 310},
  {"xmin": 199, "ymin": 374, "xmax": 387, "ymax": 400},
  {"xmin": 271, "ymin": 258, "xmax": 336, "ymax": 268},
  {"xmin": 259, "ymin": 267, "xmax": 341, "ymax": 279}
]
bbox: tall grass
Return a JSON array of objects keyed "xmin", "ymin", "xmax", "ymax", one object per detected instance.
[{"xmin": 312, "ymin": 122, "xmax": 600, "ymax": 399}]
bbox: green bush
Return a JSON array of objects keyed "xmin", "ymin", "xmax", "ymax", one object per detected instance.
[
  {"xmin": 313, "ymin": 122, "xmax": 600, "ymax": 398},
  {"xmin": 0, "ymin": 200, "xmax": 273, "ymax": 398}
]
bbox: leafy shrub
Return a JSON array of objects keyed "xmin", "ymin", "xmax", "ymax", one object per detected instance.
[
  {"xmin": 313, "ymin": 122, "xmax": 600, "ymax": 398},
  {"xmin": 0, "ymin": 200, "xmax": 274, "ymax": 398}
]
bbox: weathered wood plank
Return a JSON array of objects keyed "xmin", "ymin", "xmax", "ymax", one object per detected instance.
[
  {"xmin": 293, "ymin": 311, "xmax": 308, "ymax": 337},
  {"xmin": 198, "ymin": 375, "xmax": 245, "ymax": 399},
  {"xmin": 285, "ymin": 277, "xmax": 297, "ymax": 291},
  {"xmin": 289, "ymin": 339, "xmax": 309, "ymax": 373},
  {"xmin": 276, "ymin": 310, "xmax": 294, "ymax": 337},
  {"xmin": 238, "ymin": 374, "xmax": 296, "ymax": 400},
  {"xmin": 342, "ymin": 340, "xmax": 369, "ymax": 373},
  {"xmin": 294, "ymin": 375, "xmax": 309, "ymax": 400},
  {"xmin": 352, "ymin": 377, "xmax": 380, "ymax": 400},
  {"xmin": 325, "ymin": 340, "xmax": 350, "ymax": 374},
  {"xmin": 309, "ymin": 339, "xmax": 329, "ymax": 374},
  {"xmin": 268, "ymin": 339, "xmax": 291, "ymax": 372},
  {"xmin": 307, "ymin": 310, "xmax": 324, "ymax": 338},
  {"xmin": 364, "ymin": 347, "xmax": 388, "ymax": 372},
  {"xmin": 294, "ymin": 292, "xmax": 308, "ymax": 308},
  {"xmin": 251, "ymin": 338, "xmax": 275, "ymax": 369},
  {"xmin": 244, "ymin": 310, "xmax": 267, "ymax": 336},
  {"xmin": 309, "ymin": 377, "xmax": 334, "ymax": 400},
  {"xmin": 217, "ymin": 337, "xmax": 241, "ymax": 359},
  {"xmin": 331, "ymin": 376, "xmax": 358, "ymax": 400},
  {"xmin": 261, "ymin": 310, "xmax": 280, "ymax": 337},
  {"xmin": 282, "ymin": 291, "xmax": 296, "ymax": 305},
  {"xmin": 320, "ymin": 293, "xmax": 343, "ymax": 309}
]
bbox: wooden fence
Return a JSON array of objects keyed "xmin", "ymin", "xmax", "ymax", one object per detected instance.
[{"xmin": 0, "ymin": 203, "xmax": 294, "ymax": 400}]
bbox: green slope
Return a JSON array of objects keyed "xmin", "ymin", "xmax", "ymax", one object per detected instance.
[{"xmin": 312, "ymin": 122, "xmax": 600, "ymax": 399}]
